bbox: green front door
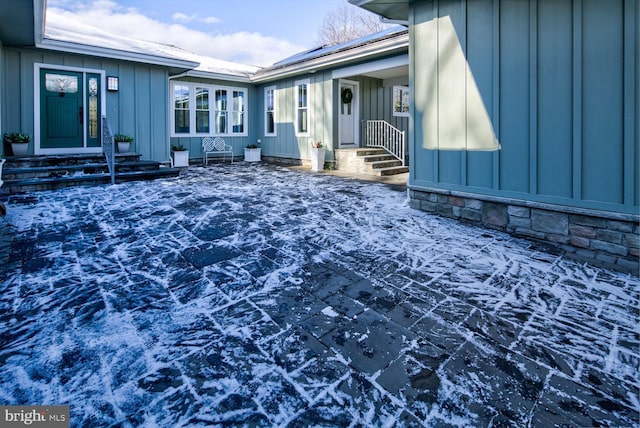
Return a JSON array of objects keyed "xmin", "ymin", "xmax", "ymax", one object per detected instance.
[{"xmin": 40, "ymin": 69, "xmax": 102, "ymax": 150}]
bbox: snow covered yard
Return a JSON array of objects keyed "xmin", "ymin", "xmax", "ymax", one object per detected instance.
[{"xmin": 0, "ymin": 162, "xmax": 638, "ymax": 427}]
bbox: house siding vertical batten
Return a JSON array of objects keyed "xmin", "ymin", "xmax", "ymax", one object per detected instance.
[{"xmin": 407, "ymin": 0, "xmax": 639, "ymax": 273}]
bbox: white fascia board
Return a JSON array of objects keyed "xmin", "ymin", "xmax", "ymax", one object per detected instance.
[
  {"xmin": 36, "ymin": 39, "xmax": 200, "ymax": 70},
  {"xmin": 251, "ymin": 35, "xmax": 408, "ymax": 83},
  {"xmin": 174, "ymin": 70, "xmax": 253, "ymax": 84},
  {"xmin": 332, "ymin": 54, "xmax": 408, "ymax": 79}
]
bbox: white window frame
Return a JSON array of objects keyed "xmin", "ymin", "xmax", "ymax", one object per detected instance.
[
  {"xmin": 195, "ymin": 86, "xmax": 210, "ymax": 134},
  {"xmin": 170, "ymin": 81, "xmax": 248, "ymax": 137},
  {"xmin": 295, "ymin": 78, "xmax": 310, "ymax": 137},
  {"xmin": 264, "ymin": 85, "xmax": 276, "ymax": 136},
  {"xmin": 392, "ymin": 85, "xmax": 410, "ymax": 117}
]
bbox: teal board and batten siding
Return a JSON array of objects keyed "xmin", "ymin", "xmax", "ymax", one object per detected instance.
[
  {"xmin": 409, "ymin": 0, "xmax": 638, "ymax": 215},
  {"xmin": 256, "ymin": 73, "xmax": 409, "ymax": 162},
  {"xmin": 1, "ymin": 47, "xmax": 172, "ymax": 162},
  {"xmin": 257, "ymin": 71, "xmax": 334, "ymax": 162},
  {"xmin": 348, "ymin": 75, "xmax": 410, "ymax": 132},
  {"xmin": 169, "ymin": 77, "xmax": 258, "ymax": 159}
]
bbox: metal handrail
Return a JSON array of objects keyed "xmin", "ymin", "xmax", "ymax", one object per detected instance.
[
  {"xmin": 364, "ymin": 120, "xmax": 406, "ymax": 166},
  {"xmin": 102, "ymin": 115, "xmax": 115, "ymax": 185}
]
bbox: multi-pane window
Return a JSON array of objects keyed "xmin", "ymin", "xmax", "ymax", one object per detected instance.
[
  {"xmin": 265, "ymin": 86, "xmax": 276, "ymax": 136},
  {"xmin": 393, "ymin": 85, "xmax": 410, "ymax": 117},
  {"xmin": 174, "ymin": 85, "xmax": 190, "ymax": 134},
  {"xmin": 171, "ymin": 82, "xmax": 247, "ymax": 136},
  {"xmin": 232, "ymin": 91, "xmax": 244, "ymax": 133},
  {"xmin": 296, "ymin": 79, "xmax": 309, "ymax": 136},
  {"xmin": 195, "ymin": 87, "xmax": 209, "ymax": 133},
  {"xmin": 215, "ymin": 89, "xmax": 228, "ymax": 134}
]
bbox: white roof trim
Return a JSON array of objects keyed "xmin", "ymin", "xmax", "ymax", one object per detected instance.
[
  {"xmin": 251, "ymin": 33, "xmax": 408, "ymax": 83},
  {"xmin": 332, "ymin": 54, "xmax": 408, "ymax": 79},
  {"xmin": 169, "ymin": 70, "xmax": 253, "ymax": 84},
  {"xmin": 36, "ymin": 38, "xmax": 199, "ymax": 69}
]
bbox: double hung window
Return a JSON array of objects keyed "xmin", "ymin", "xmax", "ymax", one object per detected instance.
[
  {"xmin": 295, "ymin": 79, "xmax": 310, "ymax": 136},
  {"xmin": 265, "ymin": 86, "xmax": 276, "ymax": 136}
]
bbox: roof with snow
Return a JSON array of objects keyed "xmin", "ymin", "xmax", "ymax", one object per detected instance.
[
  {"xmin": 270, "ymin": 26, "xmax": 406, "ymax": 69},
  {"xmin": 39, "ymin": 8, "xmax": 405, "ymax": 83},
  {"xmin": 42, "ymin": 11, "xmax": 259, "ymax": 79}
]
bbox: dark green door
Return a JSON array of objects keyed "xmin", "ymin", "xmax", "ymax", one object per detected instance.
[{"xmin": 40, "ymin": 69, "xmax": 102, "ymax": 150}]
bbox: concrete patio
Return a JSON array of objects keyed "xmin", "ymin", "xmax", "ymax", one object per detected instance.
[{"xmin": 0, "ymin": 163, "xmax": 638, "ymax": 427}]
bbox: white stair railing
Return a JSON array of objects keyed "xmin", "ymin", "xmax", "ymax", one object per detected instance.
[{"xmin": 364, "ymin": 120, "xmax": 406, "ymax": 166}]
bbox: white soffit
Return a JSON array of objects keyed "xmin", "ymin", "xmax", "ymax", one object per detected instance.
[{"xmin": 332, "ymin": 54, "xmax": 408, "ymax": 79}]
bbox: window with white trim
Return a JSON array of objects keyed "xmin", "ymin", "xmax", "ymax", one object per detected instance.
[
  {"xmin": 174, "ymin": 84, "xmax": 190, "ymax": 134},
  {"xmin": 393, "ymin": 85, "xmax": 410, "ymax": 117},
  {"xmin": 195, "ymin": 87, "xmax": 209, "ymax": 133},
  {"xmin": 295, "ymin": 79, "xmax": 310, "ymax": 136},
  {"xmin": 214, "ymin": 89, "xmax": 227, "ymax": 134},
  {"xmin": 232, "ymin": 90, "xmax": 245, "ymax": 134},
  {"xmin": 265, "ymin": 86, "xmax": 276, "ymax": 136},
  {"xmin": 171, "ymin": 82, "xmax": 248, "ymax": 136}
]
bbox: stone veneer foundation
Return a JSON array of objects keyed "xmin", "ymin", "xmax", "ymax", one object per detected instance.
[{"xmin": 409, "ymin": 187, "xmax": 640, "ymax": 275}]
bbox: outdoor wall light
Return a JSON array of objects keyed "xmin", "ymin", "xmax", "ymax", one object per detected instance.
[{"xmin": 107, "ymin": 76, "xmax": 119, "ymax": 91}]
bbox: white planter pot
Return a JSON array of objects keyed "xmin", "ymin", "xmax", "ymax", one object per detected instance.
[
  {"xmin": 244, "ymin": 148, "xmax": 261, "ymax": 162},
  {"xmin": 172, "ymin": 150, "xmax": 189, "ymax": 167},
  {"xmin": 11, "ymin": 143, "xmax": 29, "ymax": 157},
  {"xmin": 0, "ymin": 158, "xmax": 5, "ymax": 188},
  {"xmin": 117, "ymin": 141, "xmax": 131, "ymax": 153},
  {"xmin": 310, "ymin": 147, "xmax": 326, "ymax": 172}
]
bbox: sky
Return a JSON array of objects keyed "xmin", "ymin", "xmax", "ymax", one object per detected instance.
[{"xmin": 46, "ymin": 0, "xmax": 352, "ymax": 67}]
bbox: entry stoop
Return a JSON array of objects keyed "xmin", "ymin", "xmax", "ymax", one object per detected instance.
[
  {"xmin": 335, "ymin": 148, "xmax": 409, "ymax": 176},
  {"xmin": 0, "ymin": 154, "xmax": 180, "ymax": 195}
]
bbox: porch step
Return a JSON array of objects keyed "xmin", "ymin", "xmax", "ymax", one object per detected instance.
[
  {"xmin": 2, "ymin": 160, "xmax": 162, "ymax": 180},
  {"xmin": 4, "ymin": 153, "xmax": 141, "ymax": 168},
  {"xmin": 335, "ymin": 148, "xmax": 409, "ymax": 177},
  {"xmin": 1, "ymin": 154, "xmax": 180, "ymax": 195}
]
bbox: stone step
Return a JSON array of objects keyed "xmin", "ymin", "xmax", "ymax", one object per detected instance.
[
  {"xmin": 3, "ymin": 153, "xmax": 141, "ymax": 168},
  {"xmin": 0, "ymin": 154, "xmax": 180, "ymax": 195},
  {"xmin": 0, "ymin": 168, "xmax": 180, "ymax": 195},
  {"xmin": 367, "ymin": 159, "xmax": 404, "ymax": 170},
  {"xmin": 354, "ymin": 148, "xmax": 387, "ymax": 157},
  {"xmin": 2, "ymin": 160, "xmax": 161, "ymax": 180},
  {"xmin": 335, "ymin": 147, "xmax": 409, "ymax": 177},
  {"xmin": 362, "ymin": 154, "xmax": 397, "ymax": 163},
  {"xmin": 376, "ymin": 165, "xmax": 409, "ymax": 176}
]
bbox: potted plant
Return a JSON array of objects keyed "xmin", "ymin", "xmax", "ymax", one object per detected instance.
[
  {"xmin": 114, "ymin": 134, "xmax": 134, "ymax": 153},
  {"xmin": 4, "ymin": 132, "xmax": 31, "ymax": 157},
  {"xmin": 171, "ymin": 143, "xmax": 189, "ymax": 167},
  {"xmin": 244, "ymin": 139, "xmax": 261, "ymax": 162},
  {"xmin": 310, "ymin": 141, "xmax": 326, "ymax": 172}
]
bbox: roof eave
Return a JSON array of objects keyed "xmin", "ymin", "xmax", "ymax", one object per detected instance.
[
  {"xmin": 171, "ymin": 70, "xmax": 253, "ymax": 84},
  {"xmin": 36, "ymin": 38, "xmax": 200, "ymax": 71},
  {"xmin": 348, "ymin": 0, "xmax": 410, "ymax": 23},
  {"xmin": 252, "ymin": 33, "xmax": 408, "ymax": 83}
]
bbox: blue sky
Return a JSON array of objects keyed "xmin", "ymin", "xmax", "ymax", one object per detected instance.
[{"xmin": 46, "ymin": 0, "xmax": 351, "ymax": 66}]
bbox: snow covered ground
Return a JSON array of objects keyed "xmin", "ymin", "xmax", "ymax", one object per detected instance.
[{"xmin": 1, "ymin": 163, "xmax": 638, "ymax": 427}]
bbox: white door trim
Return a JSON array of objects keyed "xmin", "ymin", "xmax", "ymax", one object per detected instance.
[
  {"xmin": 34, "ymin": 63, "xmax": 106, "ymax": 155},
  {"xmin": 338, "ymin": 79, "xmax": 359, "ymax": 148}
]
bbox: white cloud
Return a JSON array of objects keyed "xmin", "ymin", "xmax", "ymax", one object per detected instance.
[
  {"xmin": 45, "ymin": 0, "xmax": 304, "ymax": 67},
  {"xmin": 203, "ymin": 16, "xmax": 221, "ymax": 24},
  {"xmin": 171, "ymin": 12, "xmax": 193, "ymax": 23}
]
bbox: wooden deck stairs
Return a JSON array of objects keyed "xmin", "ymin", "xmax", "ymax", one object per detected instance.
[
  {"xmin": 335, "ymin": 148, "xmax": 409, "ymax": 176},
  {"xmin": 0, "ymin": 153, "xmax": 180, "ymax": 195}
]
